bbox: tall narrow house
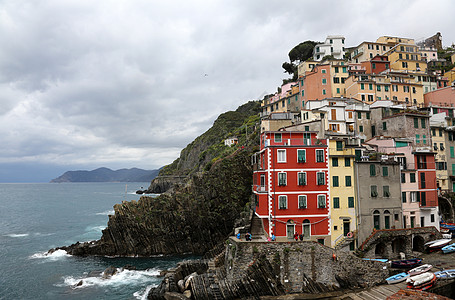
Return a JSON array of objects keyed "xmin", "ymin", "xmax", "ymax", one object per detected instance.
[{"xmin": 252, "ymin": 130, "xmax": 331, "ymax": 244}]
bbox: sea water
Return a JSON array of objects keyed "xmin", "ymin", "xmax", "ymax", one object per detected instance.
[{"xmin": 0, "ymin": 182, "xmax": 193, "ymax": 300}]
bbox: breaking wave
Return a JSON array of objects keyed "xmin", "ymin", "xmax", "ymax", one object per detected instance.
[{"xmin": 29, "ymin": 249, "xmax": 71, "ymax": 260}]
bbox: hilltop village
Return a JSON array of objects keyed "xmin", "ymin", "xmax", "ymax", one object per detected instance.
[{"xmin": 251, "ymin": 33, "xmax": 455, "ymax": 251}]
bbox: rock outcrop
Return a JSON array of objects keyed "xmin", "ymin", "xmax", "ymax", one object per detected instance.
[{"xmin": 54, "ymin": 147, "xmax": 256, "ymax": 256}]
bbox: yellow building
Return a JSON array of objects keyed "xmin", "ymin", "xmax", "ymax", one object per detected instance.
[
  {"xmin": 345, "ymin": 72, "xmax": 424, "ymax": 105},
  {"xmin": 445, "ymin": 67, "xmax": 455, "ymax": 86},
  {"xmin": 328, "ymin": 139, "xmax": 357, "ymax": 250}
]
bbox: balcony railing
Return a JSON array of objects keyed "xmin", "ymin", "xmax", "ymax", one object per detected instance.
[{"xmin": 252, "ymin": 185, "xmax": 268, "ymax": 193}]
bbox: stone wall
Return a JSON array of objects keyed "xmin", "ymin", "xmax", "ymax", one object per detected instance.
[{"xmin": 225, "ymin": 239, "xmax": 389, "ymax": 294}]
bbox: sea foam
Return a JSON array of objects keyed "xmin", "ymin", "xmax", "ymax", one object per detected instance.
[
  {"xmin": 29, "ymin": 249, "xmax": 71, "ymax": 260},
  {"xmin": 95, "ymin": 210, "xmax": 115, "ymax": 216},
  {"xmin": 133, "ymin": 284, "xmax": 154, "ymax": 300},
  {"xmin": 60, "ymin": 268, "xmax": 160, "ymax": 289},
  {"xmin": 5, "ymin": 233, "xmax": 29, "ymax": 238}
]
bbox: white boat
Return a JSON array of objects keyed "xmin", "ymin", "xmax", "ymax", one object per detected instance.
[
  {"xmin": 429, "ymin": 239, "xmax": 452, "ymax": 249},
  {"xmin": 408, "ymin": 264, "xmax": 432, "ymax": 276},
  {"xmin": 406, "ymin": 272, "xmax": 435, "ymax": 287},
  {"xmin": 424, "ymin": 239, "xmax": 447, "ymax": 246}
]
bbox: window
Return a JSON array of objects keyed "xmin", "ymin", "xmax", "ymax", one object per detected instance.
[
  {"xmin": 416, "ymin": 134, "xmax": 420, "ymax": 144},
  {"xmin": 420, "ymin": 172, "xmax": 426, "ymax": 188},
  {"xmin": 451, "ymin": 146, "xmax": 454, "ymax": 158},
  {"xmin": 361, "ymin": 95, "xmax": 365, "ymax": 101},
  {"xmin": 335, "ymin": 66, "xmax": 339, "ymax": 73},
  {"xmin": 322, "ymin": 78, "xmax": 327, "ymax": 85},
  {"xmin": 348, "ymin": 197, "xmax": 354, "ymax": 208},
  {"xmin": 342, "ymin": 67, "xmax": 347, "ymax": 73},
  {"xmin": 368, "ymin": 95, "xmax": 373, "ymax": 102},
  {"xmin": 279, "ymin": 195, "xmax": 287, "ymax": 209},
  {"xmin": 402, "ymin": 192, "xmax": 406, "ymax": 203},
  {"xmin": 382, "ymin": 166, "xmax": 388, "ymax": 176},
  {"xmin": 414, "ymin": 118, "xmax": 419, "ymax": 128},
  {"xmin": 370, "ymin": 164, "xmax": 376, "ymax": 176},
  {"xmin": 345, "ymin": 158, "xmax": 351, "ymax": 167},
  {"xmin": 383, "ymin": 185, "xmax": 390, "ymax": 197},
  {"xmin": 336, "ymin": 141, "xmax": 343, "ymax": 151},
  {"xmin": 322, "ymin": 89, "xmax": 326, "ymax": 95},
  {"xmin": 357, "ymin": 112, "xmax": 362, "ymax": 119},
  {"xmin": 410, "ymin": 191, "xmax": 417, "ymax": 202},
  {"xmin": 431, "ymin": 214, "xmax": 435, "ymax": 223},
  {"xmin": 333, "ymin": 77, "xmax": 340, "ymax": 83},
  {"xmin": 275, "ymin": 133, "xmax": 282, "ymax": 143},
  {"xmin": 401, "ymin": 173, "xmax": 405, "ymax": 183},
  {"xmin": 298, "ymin": 195, "xmax": 307, "ymax": 209},
  {"xmin": 421, "ymin": 191, "xmax": 426, "ymax": 206},
  {"xmin": 333, "ymin": 197, "xmax": 340, "ymax": 208},
  {"xmin": 298, "ymin": 172, "xmax": 307, "ymax": 186},
  {"xmin": 332, "ymin": 157, "xmax": 339, "ymax": 167},
  {"xmin": 440, "ymin": 143, "xmax": 444, "ymax": 150},
  {"xmin": 410, "ymin": 173, "xmax": 416, "ymax": 183},
  {"xmin": 383, "ymin": 122, "xmax": 387, "ymax": 130},
  {"xmin": 377, "ymin": 85, "xmax": 381, "ymax": 91},
  {"xmin": 297, "ymin": 149, "xmax": 306, "ymax": 163},
  {"xmin": 372, "ymin": 63, "xmax": 376, "ymax": 69},
  {"xmin": 316, "ymin": 150, "xmax": 324, "ymax": 162},
  {"xmin": 345, "ymin": 176, "xmax": 352, "ymax": 187},
  {"xmin": 278, "ymin": 172, "xmax": 286, "ymax": 186},
  {"xmin": 384, "ymin": 85, "xmax": 389, "ymax": 92},
  {"xmin": 317, "ymin": 172, "xmax": 325, "ymax": 185},
  {"xmin": 277, "ymin": 149, "xmax": 286, "ymax": 162},
  {"xmin": 423, "ymin": 135, "xmax": 426, "ymax": 145},
  {"xmin": 366, "ymin": 112, "xmax": 370, "ymax": 119},
  {"xmin": 371, "ymin": 185, "xmax": 378, "ymax": 197},
  {"xmin": 333, "ymin": 176, "xmax": 339, "ymax": 187},
  {"xmin": 359, "ymin": 125, "xmax": 364, "ymax": 132},
  {"xmin": 321, "ymin": 69, "xmax": 326, "ymax": 74},
  {"xmin": 369, "ymin": 83, "xmax": 373, "ymax": 90},
  {"xmin": 317, "ymin": 195, "xmax": 326, "ymax": 208}
]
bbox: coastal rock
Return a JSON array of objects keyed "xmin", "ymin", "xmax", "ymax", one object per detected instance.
[
  {"xmin": 102, "ymin": 266, "xmax": 117, "ymax": 278},
  {"xmin": 163, "ymin": 292, "xmax": 189, "ymax": 300}
]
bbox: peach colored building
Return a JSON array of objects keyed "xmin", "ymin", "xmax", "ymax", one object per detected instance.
[{"xmin": 424, "ymin": 86, "xmax": 455, "ymax": 107}]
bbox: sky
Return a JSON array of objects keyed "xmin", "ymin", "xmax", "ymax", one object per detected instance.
[{"xmin": 0, "ymin": 0, "xmax": 454, "ymax": 182}]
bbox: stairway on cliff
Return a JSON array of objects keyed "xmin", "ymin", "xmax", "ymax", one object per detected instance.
[{"xmin": 250, "ymin": 213, "xmax": 265, "ymax": 240}]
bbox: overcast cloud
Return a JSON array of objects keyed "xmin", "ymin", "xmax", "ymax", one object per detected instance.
[{"xmin": 0, "ymin": 0, "xmax": 454, "ymax": 182}]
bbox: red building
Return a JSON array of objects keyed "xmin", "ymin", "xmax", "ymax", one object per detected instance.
[
  {"xmin": 252, "ymin": 130, "xmax": 330, "ymax": 243},
  {"xmin": 415, "ymin": 151, "xmax": 438, "ymax": 208}
]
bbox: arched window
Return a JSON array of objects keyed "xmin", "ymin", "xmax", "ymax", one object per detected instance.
[
  {"xmin": 302, "ymin": 219, "xmax": 311, "ymax": 239},
  {"xmin": 373, "ymin": 210, "xmax": 380, "ymax": 230},
  {"xmin": 384, "ymin": 210, "xmax": 391, "ymax": 229}
]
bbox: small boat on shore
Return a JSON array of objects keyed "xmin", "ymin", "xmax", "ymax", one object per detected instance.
[
  {"xmin": 391, "ymin": 258, "xmax": 422, "ymax": 269},
  {"xmin": 428, "ymin": 239, "xmax": 452, "ymax": 252},
  {"xmin": 424, "ymin": 239, "xmax": 447, "ymax": 246},
  {"xmin": 406, "ymin": 272, "xmax": 436, "ymax": 290},
  {"xmin": 408, "ymin": 264, "xmax": 432, "ymax": 276},
  {"xmin": 434, "ymin": 269, "xmax": 455, "ymax": 279},
  {"xmin": 441, "ymin": 243, "xmax": 455, "ymax": 254},
  {"xmin": 386, "ymin": 272, "xmax": 409, "ymax": 284},
  {"xmin": 362, "ymin": 258, "xmax": 388, "ymax": 263}
]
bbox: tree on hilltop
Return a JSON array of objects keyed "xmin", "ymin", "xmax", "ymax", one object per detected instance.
[{"xmin": 281, "ymin": 40, "xmax": 318, "ymax": 82}]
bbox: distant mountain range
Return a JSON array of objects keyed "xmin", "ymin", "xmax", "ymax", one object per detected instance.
[{"xmin": 50, "ymin": 167, "xmax": 160, "ymax": 183}]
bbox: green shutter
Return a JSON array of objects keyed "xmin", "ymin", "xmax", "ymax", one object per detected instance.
[
  {"xmin": 348, "ymin": 197, "xmax": 354, "ymax": 208},
  {"xmin": 370, "ymin": 164, "xmax": 376, "ymax": 176},
  {"xmin": 333, "ymin": 176, "xmax": 339, "ymax": 187},
  {"xmin": 332, "ymin": 157, "xmax": 339, "ymax": 167},
  {"xmin": 345, "ymin": 176, "xmax": 351, "ymax": 186},
  {"xmin": 414, "ymin": 118, "xmax": 419, "ymax": 128},
  {"xmin": 382, "ymin": 166, "xmax": 388, "ymax": 176},
  {"xmin": 451, "ymin": 147, "xmax": 454, "ymax": 158},
  {"xmin": 345, "ymin": 158, "xmax": 351, "ymax": 167},
  {"xmin": 333, "ymin": 197, "xmax": 340, "ymax": 208},
  {"xmin": 298, "ymin": 150, "xmax": 306, "ymax": 162}
]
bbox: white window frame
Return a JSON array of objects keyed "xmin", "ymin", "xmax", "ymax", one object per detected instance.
[
  {"xmin": 279, "ymin": 195, "xmax": 287, "ymax": 209},
  {"xmin": 317, "ymin": 194, "xmax": 326, "ymax": 208},
  {"xmin": 297, "ymin": 172, "xmax": 307, "ymax": 186},
  {"xmin": 277, "ymin": 149, "xmax": 286, "ymax": 163},
  {"xmin": 297, "ymin": 149, "xmax": 306, "ymax": 163},
  {"xmin": 278, "ymin": 172, "xmax": 287, "ymax": 186},
  {"xmin": 410, "ymin": 191, "xmax": 417, "ymax": 202},
  {"xmin": 316, "ymin": 149, "xmax": 325, "ymax": 162},
  {"xmin": 298, "ymin": 195, "xmax": 307, "ymax": 209},
  {"xmin": 317, "ymin": 172, "xmax": 325, "ymax": 185}
]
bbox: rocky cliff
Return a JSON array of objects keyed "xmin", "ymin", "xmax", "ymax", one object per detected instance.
[{"xmin": 53, "ymin": 101, "xmax": 261, "ymax": 256}]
